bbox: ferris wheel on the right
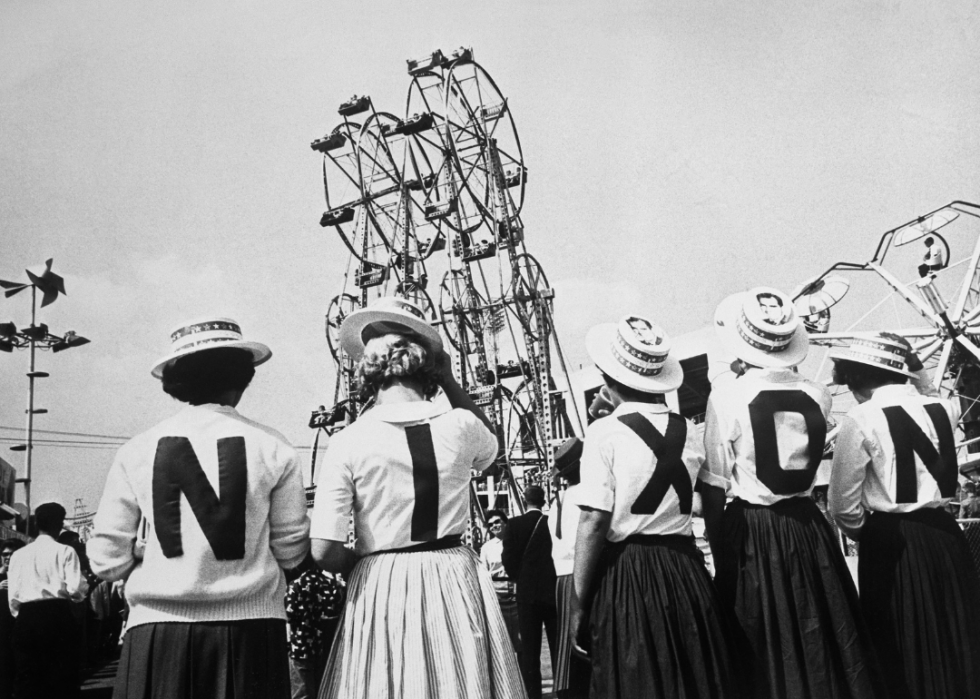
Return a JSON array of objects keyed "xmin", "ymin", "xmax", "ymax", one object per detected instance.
[{"xmin": 795, "ymin": 200, "xmax": 980, "ymax": 457}]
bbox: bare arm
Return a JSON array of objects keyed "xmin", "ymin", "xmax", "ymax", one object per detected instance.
[
  {"xmin": 311, "ymin": 539, "xmax": 358, "ymax": 578},
  {"xmin": 435, "ymin": 351, "xmax": 494, "ymax": 432},
  {"xmin": 570, "ymin": 506, "xmax": 612, "ymax": 657}
]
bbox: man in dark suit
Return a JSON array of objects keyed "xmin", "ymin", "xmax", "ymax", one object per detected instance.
[{"xmin": 502, "ymin": 485, "xmax": 558, "ymax": 699}]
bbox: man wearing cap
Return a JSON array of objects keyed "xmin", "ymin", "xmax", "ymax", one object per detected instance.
[
  {"xmin": 570, "ymin": 315, "xmax": 739, "ymax": 698},
  {"xmin": 829, "ymin": 331, "xmax": 980, "ymax": 698},
  {"xmin": 501, "ymin": 484, "xmax": 558, "ymax": 699},
  {"xmin": 88, "ymin": 317, "xmax": 311, "ymax": 699},
  {"xmin": 7, "ymin": 502, "xmax": 88, "ymax": 698},
  {"xmin": 701, "ymin": 288, "xmax": 880, "ymax": 699}
]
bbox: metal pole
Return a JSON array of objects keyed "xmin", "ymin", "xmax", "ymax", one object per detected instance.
[{"xmin": 24, "ymin": 286, "xmax": 37, "ymax": 522}]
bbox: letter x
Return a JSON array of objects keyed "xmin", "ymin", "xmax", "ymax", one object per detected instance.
[{"xmin": 618, "ymin": 413, "xmax": 693, "ymax": 515}]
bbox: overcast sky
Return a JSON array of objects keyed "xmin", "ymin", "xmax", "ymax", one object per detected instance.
[{"xmin": 2, "ymin": 0, "xmax": 979, "ymax": 512}]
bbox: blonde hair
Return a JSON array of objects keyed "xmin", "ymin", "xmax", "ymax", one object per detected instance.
[{"xmin": 356, "ymin": 333, "xmax": 439, "ymax": 401}]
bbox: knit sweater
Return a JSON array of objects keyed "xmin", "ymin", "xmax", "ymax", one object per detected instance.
[{"xmin": 88, "ymin": 404, "xmax": 310, "ymax": 629}]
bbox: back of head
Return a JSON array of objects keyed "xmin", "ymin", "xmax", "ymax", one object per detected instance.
[
  {"xmin": 524, "ymin": 485, "xmax": 546, "ymax": 508},
  {"xmin": 356, "ymin": 333, "xmax": 439, "ymax": 401},
  {"xmin": 34, "ymin": 502, "xmax": 67, "ymax": 536},
  {"xmin": 832, "ymin": 358, "xmax": 908, "ymax": 392},
  {"xmin": 162, "ymin": 347, "xmax": 256, "ymax": 405}
]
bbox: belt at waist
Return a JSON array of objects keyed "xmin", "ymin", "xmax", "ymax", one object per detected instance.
[
  {"xmin": 618, "ymin": 533, "xmax": 698, "ymax": 549},
  {"xmin": 19, "ymin": 597, "xmax": 72, "ymax": 608},
  {"xmin": 370, "ymin": 534, "xmax": 463, "ymax": 556}
]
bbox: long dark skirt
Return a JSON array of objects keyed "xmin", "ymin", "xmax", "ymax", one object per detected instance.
[
  {"xmin": 114, "ymin": 618, "xmax": 290, "ymax": 699},
  {"xmin": 588, "ymin": 534, "xmax": 740, "ymax": 699},
  {"xmin": 715, "ymin": 497, "xmax": 880, "ymax": 699},
  {"xmin": 859, "ymin": 508, "xmax": 980, "ymax": 699}
]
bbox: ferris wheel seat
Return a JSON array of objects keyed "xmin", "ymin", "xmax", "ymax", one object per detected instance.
[
  {"xmin": 480, "ymin": 103, "xmax": 507, "ymax": 121},
  {"xmin": 338, "ymin": 95, "xmax": 371, "ymax": 116},
  {"xmin": 421, "ymin": 234, "xmax": 447, "ymax": 255},
  {"xmin": 453, "ymin": 239, "xmax": 497, "ymax": 262},
  {"xmin": 496, "ymin": 360, "xmax": 529, "ymax": 380},
  {"xmin": 497, "ymin": 221, "xmax": 524, "ymax": 248},
  {"xmin": 355, "ymin": 264, "xmax": 388, "ymax": 289},
  {"xmin": 446, "ymin": 47, "xmax": 473, "ymax": 65},
  {"xmin": 310, "ymin": 132, "xmax": 347, "ymax": 153},
  {"xmin": 504, "ymin": 167, "xmax": 527, "ymax": 188},
  {"xmin": 424, "ymin": 199, "xmax": 457, "ymax": 220},
  {"xmin": 320, "ymin": 207, "xmax": 355, "ymax": 227},
  {"xmin": 407, "ymin": 51, "xmax": 445, "ymax": 75},
  {"xmin": 394, "ymin": 112, "xmax": 435, "ymax": 135}
]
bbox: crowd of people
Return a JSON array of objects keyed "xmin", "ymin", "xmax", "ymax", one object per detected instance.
[{"xmin": 3, "ymin": 287, "xmax": 980, "ymax": 699}]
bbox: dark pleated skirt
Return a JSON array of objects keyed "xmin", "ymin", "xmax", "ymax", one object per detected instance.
[
  {"xmin": 588, "ymin": 534, "xmax": 741, "ymax": 699},
  {"xmin": 859, "ymin": 508, "xmax": 980, "ymax": 699},
  {"xmin": 715, "ymin": 498, "xmax": 881, "ymax": 699},
  {"xmin": 113, "ymin": 619, "xmax": 290, "ymax": 699},
  {"xmin": 554, "ymin": 574, "xmax": 591, "ymax": 698}
]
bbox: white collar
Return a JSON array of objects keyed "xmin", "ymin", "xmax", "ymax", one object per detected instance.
[
  {"xmin": 612, "ymin": 401, "xmax": 670, "ymax": 417},
  {"xmin": 362, "ymin": 400, "xmax": 450, "ymax": 423}
]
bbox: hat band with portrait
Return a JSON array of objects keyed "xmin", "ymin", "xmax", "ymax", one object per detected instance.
[
  {"xmin": 737, "ymin": 288, "xmax": 798, "ymax": 354},
  {"xmin": 611, "ymin": 316, "xmax": 670, "ymax": 377}
]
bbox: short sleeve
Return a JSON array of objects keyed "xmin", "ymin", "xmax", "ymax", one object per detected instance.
[
  {"xmin": 700, "ymin": 393, "xmax": 734, "ymax": 490},
  {"xmin": 570, "ymin": 424, "xmax": 615, "ymax": 512},
  {"xmin": 310, "ymin": 436, "xmax": 355, "ymax": 542},
  {"xmin": 829, "ymin": 415, "xmax": 871, "ymax": 538}
]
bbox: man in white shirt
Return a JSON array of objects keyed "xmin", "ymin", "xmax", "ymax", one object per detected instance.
[{"xmin": 8, "ymin": 501, "xmax": 89, "ymax": 698}]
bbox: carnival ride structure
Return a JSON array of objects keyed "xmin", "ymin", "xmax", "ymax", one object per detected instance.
[
  {"xmin": 795, "ymin": 201, "xmax": 980, "ymax": 459},
  {"xmin": 307, "ymin": 48, "xmax": 582, "ymax": 521}
]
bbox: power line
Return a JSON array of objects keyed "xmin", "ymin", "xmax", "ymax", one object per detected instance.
[{"xmin": 0, "ymin": 426, "xmax": 131, "ymax": 440}]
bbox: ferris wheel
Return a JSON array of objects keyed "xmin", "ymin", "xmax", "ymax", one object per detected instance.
[
  {"xmin": 797, "ymin": 201, "xmax": 980, "ymax": 459},
  {"xmin": 309, "ymin": 48, "xmax": 581, "ymax": 515}
]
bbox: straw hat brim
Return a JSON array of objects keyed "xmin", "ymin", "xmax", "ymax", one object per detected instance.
[
  {"xmin": 585, "ymin": 323, "xmax": 684, "ymax": 393},
  {"xmin": 339, "ymin": 307, "xmax": 443, "ymax": 361},
  {"xmin": 714, "ymin": 292, "xmax": 809, "ymax": 368},
  {"xmin": 827, "ymin": 346, "xmax": 916, "ymax": 379},
  {"xmin": 151, "ymin": 341, "xmax": 272, "ymax": 379}
]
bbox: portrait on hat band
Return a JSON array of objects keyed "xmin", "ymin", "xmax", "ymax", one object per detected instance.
[
  {"xmin": 756, "ymin": 292, "xmax": 789, "ymax": 325},
  {"xmin": 625, "ymin": 316, "xmax": 661, "ymax": 346}
]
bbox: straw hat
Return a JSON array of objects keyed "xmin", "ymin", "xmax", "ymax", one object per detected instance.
[
  {"xmin": 828, "ymin": 333, "xmax": 917, "ymax": 378},
  {"xmin": 338, "ymin": 296, "xmax": 442, "ymax": 361},
  {"xmin": 714, "ymin": 287, "xmax": 809, "ymax": 368},
  {"xmin": 585, "ymin": 315, "xmax": 683, "ymax": 393},
  {"xmin": 151, "ymin": 317, "xmax": 271, "ymax": 379}
]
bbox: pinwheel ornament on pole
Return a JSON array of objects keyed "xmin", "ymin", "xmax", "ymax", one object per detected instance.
[
  {"xmin": 798, "ymin": 201, "xmax": 980, "ymax": 462},
  {"xmin": 0, "ymin": 259, "xmax": 89, "ymax": 521}
]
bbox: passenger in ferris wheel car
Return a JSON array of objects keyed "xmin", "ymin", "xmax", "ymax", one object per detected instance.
[
  {"xmin": 829, "ymin": 332, "xmax": 980, "ymax": 699},
  {"xmin": 569, "ymin": 315, "xmax": 741, "ymax": 699},
  {"xmin": 310, "ymin": 296, "xmax": 526, "ymax": 699},
  {"xmin": 87, "ymin": 317, "xmax": 312, "ymax": 699},
  {"xmin": 701, "ymin": 287, "xmax": 884, "ymax": 699}
]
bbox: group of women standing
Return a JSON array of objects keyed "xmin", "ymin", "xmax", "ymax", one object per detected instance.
[
  {"xmin": 87, "ymin": 288, "xmax": 979, "ymax": 699},
  {"xmin": 565, "ymin": 286, "xmax": 980, "ymax": 699}
]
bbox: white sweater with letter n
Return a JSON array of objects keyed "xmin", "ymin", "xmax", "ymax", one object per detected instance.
[{"xmin": 88, "ymin": 404, "xmax": 310, "ymax": 630}]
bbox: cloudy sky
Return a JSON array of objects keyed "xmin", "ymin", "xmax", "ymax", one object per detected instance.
[{"xmin": 2, "ymin": 0, "xmax": 979, "ymax": 511}]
